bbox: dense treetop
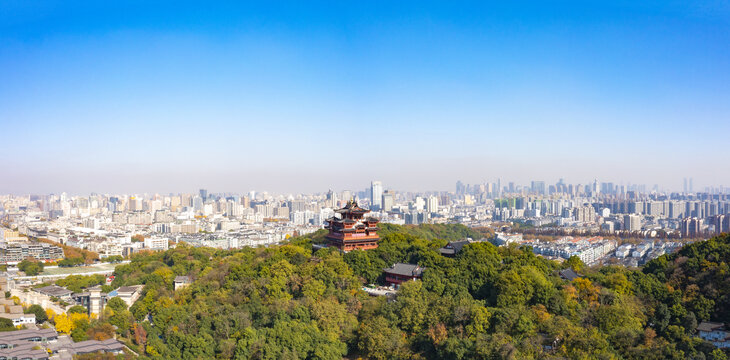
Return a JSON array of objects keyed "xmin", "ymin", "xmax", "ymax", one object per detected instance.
[{"xmin": 85, "ymin": 225, "xmax": 730, "ymax": 359}]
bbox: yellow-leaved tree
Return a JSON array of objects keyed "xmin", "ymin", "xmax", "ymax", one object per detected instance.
[
  {"xmin": 53, "ymin": 312, "xmax": 89, "ymax": 334},
  {"xmin": 45, "ymin": 309, "xmax": 56, "ymax": 322},
  {"xmin": 54, "ymin": 314, "xmax": 73, "ymax": 334}
]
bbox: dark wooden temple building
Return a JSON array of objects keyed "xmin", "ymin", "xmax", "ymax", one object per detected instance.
[
  {"xmin": 325, "ymin": 200, "xmax": 380, "ymax": 251},
  {"xmin": 383, "ymin": 263, "xmax": 425, "ymax": 287}
]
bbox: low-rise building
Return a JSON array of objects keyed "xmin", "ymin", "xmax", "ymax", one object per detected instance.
[
  {"xmin": 697, "ymin": 322, "xmax": 730, "ymax": 348},
  {"xmin": 0, "ymin": 328, "xmax": 58, "ymax": 360},
  {"xmin": 0, "ymin": 312, "xmax": 36, "ymax": 326},
  {"xmin": 174, "ymin": 276, "xmax": 191, "ymax": 291},
  {"xmin": 107, "ymin": 285, "xmax": 144, "ymax": 307},
  {"xmin": 438, "ymin": 238, "xmax": 487, "ymax": 257},
  {"xmin": 49, "ymin": 335, "xmax": 124, "ymax": 358},
  {"xmin": 0, "ymin": 242, "xmax": 64, "ymax": 263},
  {"xmin": 383, "ymin": 263, "xmax": 425, "ymax": 287},
  {"xmin": 491, "ymin": 232, "xmax": 523, "ymax": 246},
  {"xmin": 34, "ymin": 285, "xmax": 74, "ymax": 301},
  {"xmin": 558, "ymin": 269, "xmax": 580, "ymax": 281}
]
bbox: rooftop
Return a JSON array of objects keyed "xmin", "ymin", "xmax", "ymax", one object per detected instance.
[
  {"xmin": 438, "ymin": 239, "xmax": 473, "ymax": 256},
  {"xmin": 66, "ymin": 338, "xmax": 124, "ymax": 355},
  {"xmin": 559, "ymin": 269, "xmax": 581, "ymax": 281},
  {"xmin": 697, "ymin": 321, "xmax": 726, "ymax": 332},
  {"xmin": 34, "ymin": 285, "xmax": 73, "ymax": 297},
  {"xmin": 0, "ymin": 328, "xmax": 58, "ymax": 343},
  {"xmin": 334, "ymin": 200, "xmax": 370, "ymax": 214},
  {"xmin": 384, "ymin": 263, "xmax": 425, "ymax": 277},
  {"xmin": 116, "ymin": 285, "xmax": 143, "ymax": 294}
]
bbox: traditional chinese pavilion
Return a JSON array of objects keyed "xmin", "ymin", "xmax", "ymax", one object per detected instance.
[{"xmin": 325, "ymin": 199, "xmax": 380, "ymax": 251}]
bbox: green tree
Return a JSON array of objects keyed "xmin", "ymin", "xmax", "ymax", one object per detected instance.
[
  {"xmin": 106, "ymin": 297, "xmax": 128, "ymax": 313},
  {"xmin": 0, "ymin": 318, "xmax": 14, "ymax": 331},
  {"xmin": 357, "ymin": 316, "xmax": 410, "ymax": 360},
  {"xmin": 25, "ymin": 304, "xmax": 48, "ymax": 324},
  {"xmin": 67, "ymin": 305, "xmax": 88, "ymax": 314},
  {"xmin": 18, "ymin": 258, "xmax": 44, "ymax": 276},
  {"xmin": 343, "ymin": 250, "xmax": 381, "ymax": 283},
  {"xmin": 564, "ymin": 255, "xmax": 585, "ymax": 273}
]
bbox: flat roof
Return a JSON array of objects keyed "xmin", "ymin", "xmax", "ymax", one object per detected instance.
[{"xmin": 35, "ymin": 285, "xmax": 74, "ymax": 297}]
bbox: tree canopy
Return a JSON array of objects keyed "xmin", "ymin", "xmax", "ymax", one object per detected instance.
[{"xmin": 57, "ymin": 224, "xmax": 730, "ymax": 359}]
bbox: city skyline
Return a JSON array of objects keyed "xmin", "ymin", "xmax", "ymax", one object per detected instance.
[
  {"xmin": 3, "ymin": 2, "xmax": 730, "ymax": 194},
  {"xmin": 1, "ymin": 176, "xmax": 727, "ymax": 198}
]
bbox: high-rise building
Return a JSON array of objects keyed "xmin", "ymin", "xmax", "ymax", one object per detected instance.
[
  {"xmin": 193, "ymin": 196, "xmax": 203, "ymax": 212},
  {"xmin": 426, "ymin": 195, "xmax": 439, "ymax": 213},
  {"xmin": 574, "ymin": 205, "xmax": 596, "ymax": 223},
  {"xmin": 530, "ymin": 181, "xmax": 546, "ymax": 195},
  {"xmin": 370, "ymin": 181, "xmax": 383, "ymax": 210},
  {"xmin": 456, "ymin": 180, "xmax": 465, "ymax": 195},
  {"xmin": 128, "ymin": 196, "xmax": 142, "ymax": 212},
  {"xmin": 712, "ymin": 214, "xmax": 730, "ymax": 234},
  {"xmin": 624, "ymin": 214, "xmax": 642, "ymax": 232},
  {"xmin": 382, "ymin": 191, "xmax": 395, "ymax": 212},
  {"xmin": 669, "ymin": 201, "xmax": 685, "ymax": 219},
  {"xmin": 199, "ymin": 189, "xmax": 208, "ymax": 201},
  {"xmin": 326, "ymin": 189, "xmax": 337, "ymax": 208},
  {"xmin": 680, "ymin": 217, "xmax": 702, "ymax": 238}
]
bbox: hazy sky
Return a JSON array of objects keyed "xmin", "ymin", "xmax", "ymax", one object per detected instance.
[{"xmin": 2, "ymin": 1, "xmax": 729, "ymax": 195}]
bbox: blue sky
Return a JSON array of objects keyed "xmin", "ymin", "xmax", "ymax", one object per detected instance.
[{"xmin": 1, "ymin": 1, "xmax": 729, "ymax": 194}]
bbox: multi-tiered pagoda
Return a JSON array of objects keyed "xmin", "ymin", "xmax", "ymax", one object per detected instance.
[{"xmin": 325, "ymin": 200, "xmax": 379, "ymax": 251}]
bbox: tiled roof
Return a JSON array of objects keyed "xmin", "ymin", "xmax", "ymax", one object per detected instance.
[
  {"xmin": 697, "ymin": 321, "xmax": 726, "ymax": 332},
  {"xmin": 0, "ymin": 328, "xmax": 58, "ymax": 342},
  {"xmin": 559, "ymin": 269, "xmax": 580, "ymax": 281},
  {"xmin": 68, "ymin": 338, "xmax": 124, "ymax": 354},
  {"xmin": 384, "ymin": 263, "xmax": 425, "ymax": 277}
]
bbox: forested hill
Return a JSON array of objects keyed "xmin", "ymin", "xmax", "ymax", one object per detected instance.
[
  {"xmin": 642, "ymin": 233, "xmax": 730, "ymax": 325},
  {"xmin": 107, "ymin": 225, "xmax": 730, "ymax": 360},
  {"xmin": 290, "ymin": 223, "xmax": 485, "ymax": 249}
]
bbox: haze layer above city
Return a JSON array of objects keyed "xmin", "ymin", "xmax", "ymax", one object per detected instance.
[{"xmin": 2, "ymin": 2, "xmax": 730, "ymax": 194}]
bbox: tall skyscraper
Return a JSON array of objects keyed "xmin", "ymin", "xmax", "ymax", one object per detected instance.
[
  {"xmin": 128, "ymin": 196, "xmax": 142, "ymax": 212},
  {"xmin": 370, "ymin": 181, "xmax": 383, "ymax": 210},
  {"xmin": 326, "ymin": 189, "xmax": 337, "ymax": 208},
  {"xmin": 193, "ymin": 196, "xmax": 203, "ymax": 212},
  {"xmin": 624, "ymin": 214, "xmax": 642, "ymax": 232},
  {"xmin": 426, "ymin": 195, "xmax": 439, "ymax": 213},
  {"xmin": 531, "ymin": 181, "xmax": 546, "ymax": 195},
  {"xmin": 382, "ymin": 191, "xmax": 395, "ymax": 212},
  {"xmin": 199, "ymin": 189, "xmax": 208, "ymax": 201},
  {"xmin": 681, "ymin": 217, "xmax": 702, "ymax": 237},
  {"xmin": 456, "ymin": 180, "xmax": 465, "ymax": 195}
]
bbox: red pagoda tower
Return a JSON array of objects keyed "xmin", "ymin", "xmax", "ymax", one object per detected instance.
[{"xmin": 325, "ymin": 199, "xmax": 380, "ymax": 251}]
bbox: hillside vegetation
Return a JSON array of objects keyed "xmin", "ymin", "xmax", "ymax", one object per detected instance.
[{"xmin": 100, "ymin": 225, "xmax": 730, "ymax": 359}]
